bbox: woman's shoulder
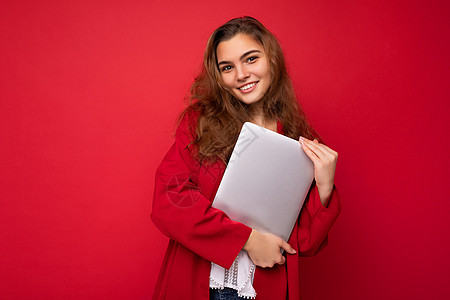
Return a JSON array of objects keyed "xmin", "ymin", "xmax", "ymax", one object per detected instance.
[
  {"xmin": 177, "ymin": 107, "xmax": 201, "ymax": 131},
  {"xmin": 174, "ymin": 106, "xmax": 201, "ymax": 148}
]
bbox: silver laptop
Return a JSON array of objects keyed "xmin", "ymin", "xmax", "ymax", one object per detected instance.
[{"xmin": 212, "ymin": 122, "xmax": 314, "ymax": 242}]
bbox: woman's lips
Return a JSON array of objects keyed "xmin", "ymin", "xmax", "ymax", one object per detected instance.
[{"xmin": 237, "ymin": 81, "xmax": 258, "ymax": 94}]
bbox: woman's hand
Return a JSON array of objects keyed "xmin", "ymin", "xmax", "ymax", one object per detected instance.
[
  {"xmin": 243, "ymin": 229, "xmax": 297, "ymax": 268},
  {"xmin": 299, "ymin": 136, "xmax": 338, "ymax": 207}
]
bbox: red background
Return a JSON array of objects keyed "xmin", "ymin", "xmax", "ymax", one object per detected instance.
[{"xmin": 1, "ymin": 0, "xmax": 449, "ymax": 299}]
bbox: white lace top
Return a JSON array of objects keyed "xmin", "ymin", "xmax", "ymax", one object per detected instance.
[{"xmin": 209, "ymin": 249, "xmax": 257, "ymax": 299}]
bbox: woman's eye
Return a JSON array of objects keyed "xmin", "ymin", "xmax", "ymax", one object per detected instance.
[
  {"xmin": 221, "ymin": 65, "xmax": 232, "ymax": 72},
  {"xmin": 246, "ymin": 56, "xmax": 258, "ymax": 63}
]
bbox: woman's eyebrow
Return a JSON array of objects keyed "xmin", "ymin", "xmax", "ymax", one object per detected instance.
[{"xmin": 217, "ymin": 50, "xmax": 262, "ymax": 66}]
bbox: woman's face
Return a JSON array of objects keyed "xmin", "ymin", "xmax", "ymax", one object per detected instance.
[{"xmin": 216, "ymin": 33, "xmax": 272, "ymax": 106}]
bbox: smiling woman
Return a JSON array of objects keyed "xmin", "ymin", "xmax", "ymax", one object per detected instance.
[{"xmin": 150, "ymin": 16, "xmax": 341, "ymax": 300}]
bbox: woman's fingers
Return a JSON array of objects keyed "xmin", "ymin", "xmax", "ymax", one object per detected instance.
[
  {"xmin": 299, "ymin": 136, "xmax": 338, "ymax": 191},
  {"xmin": 316, "ymin": 141, "xmax": 338, "ymax": 156},
  {"xmin": 280, "ymin": 240, "xmax": 297, "ymax": 254},
  {"xmin": 300, "ymin": 137, "xmax": 326, "ymax": 163},
  {"xmin": 300, "ymin": 137, "xmax": 331, "ymax": 159},
  {"xmin": 245, "ymin": 231, "xmax": 296, "ymax": 268},
  {"xmin": 277, "ymin": 256, "xmax": 286, "ymax": 265},
  {"xmin": 276, "ymin": 241, "xmax": 295, "ymax": 265},
  {"xmin": 300, "ymin": 139, "xmax": 320, "ymax": 163},
  {"xmin": 300, "ymin": 137, "xmax": 337, "ymax": 160}
]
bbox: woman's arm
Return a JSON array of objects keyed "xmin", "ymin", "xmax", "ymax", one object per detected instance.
[
  {"xmin": 151, "ymin": 112, "xmax": 252, "ymax": 269},
  {"xmin": 297, "ymin": 184, "xmax": 341, "ymax": 256},
  {"xmin": 296, "ymin": 137, "xmax": 342, "ymax": 256}
]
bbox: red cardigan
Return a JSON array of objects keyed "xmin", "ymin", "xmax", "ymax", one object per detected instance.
[{"xmin": 151, "ymin": 110, "xmax": 341, "ymax": 299}]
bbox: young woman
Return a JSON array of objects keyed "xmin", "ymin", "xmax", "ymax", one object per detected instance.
[{"xmin": 151, "ymin": 16, "xmax": 341, "ymax": 300}]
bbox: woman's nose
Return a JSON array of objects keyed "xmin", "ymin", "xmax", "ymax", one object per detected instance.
[{"xmin": 236, "ymin": 65, "xmax": 250, "ymax": 81}]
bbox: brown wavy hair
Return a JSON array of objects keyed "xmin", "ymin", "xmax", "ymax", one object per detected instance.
[{"xmin": 177, "ymin": 16, "xmax": 319, "ymax": 165}]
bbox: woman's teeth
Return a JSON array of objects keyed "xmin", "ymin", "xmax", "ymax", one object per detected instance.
[{"xmin": 239, "ymin": 82, "xmax": 257, "ymax": 90}]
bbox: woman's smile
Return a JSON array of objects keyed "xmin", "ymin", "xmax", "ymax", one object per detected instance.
[{"xmin": 237, "ymin": 81, "xmax": 259, "ymax": 93}]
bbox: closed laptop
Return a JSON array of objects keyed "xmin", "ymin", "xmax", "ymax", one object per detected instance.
[{"xmin": 212, "ymin": 122, "xmax": 314, "ymax": 242}]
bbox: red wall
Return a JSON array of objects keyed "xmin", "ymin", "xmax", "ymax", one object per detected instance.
[{"xmin": 1, "ymin": 0, "xmax": 449, "ymax": 299}]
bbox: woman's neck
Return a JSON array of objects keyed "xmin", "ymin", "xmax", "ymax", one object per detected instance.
[
  {"xmin": 249, "ymin": 114, "xmax": 277, "ymax": 132},
  {"xmin": 247, "ymin": 101, "xmax": 277, "ymax": 131}
]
